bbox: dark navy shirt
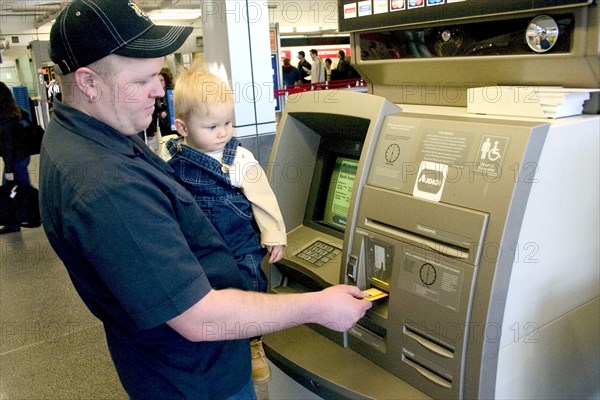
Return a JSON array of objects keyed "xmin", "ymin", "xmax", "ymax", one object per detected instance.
[{"xmin": 39, "ymin": 101, "xmax": 250, "ymax": 399}]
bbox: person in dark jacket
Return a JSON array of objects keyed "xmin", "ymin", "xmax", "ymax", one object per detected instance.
[
  {"xmin": 0, "ymin": 81, "xmax": 31, "ymax": 234},
  {"xmin": 149, "ymin": 68, "xmax": 175, "ymax": 136},
  {"xmin": 141, "ymin": 67, "xmax": 176, "ymax": 149},
  {"xmin": 281, "ymin": 57, "xmax": 300, "ymax": 87},
  {"xmin": 333, "ymin": 49, "xmax": 352, "ymax": 80},
  {"xmin": 297, "ymin": 51, "xmax": 311, "ymax": 82}
]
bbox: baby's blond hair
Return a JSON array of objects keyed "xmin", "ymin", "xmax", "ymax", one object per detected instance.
[{"xmin": 174, "ymin": 67, "xmax": 233, "ymax": 123}]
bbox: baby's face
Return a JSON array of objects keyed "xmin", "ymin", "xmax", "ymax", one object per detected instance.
[{"xmin": 184, "ymin": 102, "xmax": 234, "ymax": 153}]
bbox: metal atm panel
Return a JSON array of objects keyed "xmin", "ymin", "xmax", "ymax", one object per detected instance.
[
  {"xmin": 344, "ymin": 113, "xmax": 550, "ymax": 399},
  {"xmin": 263, "ymin": 94, "xmax": 598, "ymax": 399},
  {"xmin": 348, "ymin": 190, "xmax": 488, "ymax": 398}
]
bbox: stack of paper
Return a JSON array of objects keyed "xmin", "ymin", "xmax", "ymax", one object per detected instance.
[
  {"xmin": 537, "ymin": 89, "xmax": 592, "ymax": 118},
  {"xmin": 467, "ymin": 86, "xmax": 599, "ymax": 119}
]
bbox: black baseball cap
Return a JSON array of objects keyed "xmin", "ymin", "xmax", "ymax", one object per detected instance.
[{"xmin": 50, "ymin": 0, "xmax": 193, "ymax": 74}]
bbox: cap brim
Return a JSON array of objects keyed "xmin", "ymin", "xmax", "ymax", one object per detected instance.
[{"xmin": 113, "ymin": 24, "xmax": 192, "ymax": 58}]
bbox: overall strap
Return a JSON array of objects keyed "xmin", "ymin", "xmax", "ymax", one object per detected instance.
[{"xmin": 221, "ymin": 137, "xmax": 240, "ymax": 171}]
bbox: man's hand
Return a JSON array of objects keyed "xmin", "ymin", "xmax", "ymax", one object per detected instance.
[{"xmin": 311, "ymin": 285, "xmax": 372, "ymax": 332}]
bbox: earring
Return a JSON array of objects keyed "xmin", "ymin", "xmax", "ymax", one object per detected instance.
[{"xmin": 86, "ymin": 84, "xmax": 97, "ymax": 102}]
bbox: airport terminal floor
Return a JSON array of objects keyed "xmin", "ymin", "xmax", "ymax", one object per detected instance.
[{"xmin": 0, "ymin": 156, "xmax": 273, "ymax": 399}]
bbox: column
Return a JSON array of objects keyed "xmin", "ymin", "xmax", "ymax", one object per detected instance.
[{"xmin": 201, "ymin": 1, "xmax": 276, "ymax": 139}]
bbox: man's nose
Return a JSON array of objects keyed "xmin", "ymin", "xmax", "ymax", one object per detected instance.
[{"xmin": 151, "ymin": 78, "xmax": 165, "ymax": 98}]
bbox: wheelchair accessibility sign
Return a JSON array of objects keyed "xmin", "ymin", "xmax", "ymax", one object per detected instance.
[{"xmin": 475, "ymin": 135, "xmax": 509, "ymax": 177}]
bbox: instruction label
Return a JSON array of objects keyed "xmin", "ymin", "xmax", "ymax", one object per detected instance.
[
  {"xmin": 367, "ymin": 115, "xmax": 419, "ymax": 191},
  {"xmin": 418, "ymin": 128, "xmax": 470, "ymax": 167},
  {"xmin": 398, "ymin": 246, "xmax": 464, "ymax": 312}
]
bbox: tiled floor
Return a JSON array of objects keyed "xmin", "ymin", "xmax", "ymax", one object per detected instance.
[{"xmin": 0, "ymin": 226, "xmax": 128, "ymax": 399}]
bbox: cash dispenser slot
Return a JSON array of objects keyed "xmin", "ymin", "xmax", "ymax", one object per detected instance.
[
  {"xmin": 403, "ymin": 324, "xmax": 454, "ymax": 359},
  {"xmin": 401, "ymin": 352, "xmax": 452, "ymax": 389},
  {"xmin": 351, "ymin": 323, "xmax": 387, "ymax": 353}
]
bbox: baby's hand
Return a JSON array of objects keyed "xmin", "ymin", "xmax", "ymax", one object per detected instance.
[{"xmin": 267, "ymin": 245, "xmax": 285, "ymax": 263}]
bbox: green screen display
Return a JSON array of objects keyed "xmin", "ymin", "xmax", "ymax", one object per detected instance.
[{"xmin": 322, "ymin": 157, "xmax": 359, "ymax": 231}]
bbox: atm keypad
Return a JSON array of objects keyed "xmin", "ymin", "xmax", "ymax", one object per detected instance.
[{"xmin": 296, "ymin": 240, "xmax": 341, "ymax": 267}]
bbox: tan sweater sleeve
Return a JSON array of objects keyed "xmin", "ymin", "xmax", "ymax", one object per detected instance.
[{"xmin": 234, "ymin": 148, "xmax": 287, "ymax": 247}]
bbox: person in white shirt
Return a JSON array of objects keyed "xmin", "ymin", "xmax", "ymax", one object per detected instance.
[{"xmin": 308, "ymin": 49, "xmax": 326, "ymax": 83}]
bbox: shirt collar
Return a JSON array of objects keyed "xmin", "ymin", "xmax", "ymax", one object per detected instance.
[{"xmin": 52, "ymin": 100, "xmax": 141, "ymax": 157}]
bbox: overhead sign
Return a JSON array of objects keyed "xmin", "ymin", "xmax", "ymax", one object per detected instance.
[{"xmin": 338, "ymin": 0, "xmax": 592, "ymax": 32}]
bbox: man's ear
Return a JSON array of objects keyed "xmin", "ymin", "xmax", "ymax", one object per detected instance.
[
  {"xmin": 73, "ymin": 67, "xmax": 99, "ymax": 100},
  {"xmin": 174, "ymin": 119, "xmax": 188, "ymax": 137}
]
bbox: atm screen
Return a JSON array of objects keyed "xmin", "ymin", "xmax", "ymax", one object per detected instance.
[
  {"xmin": 322, "ymin": 157, "xmax": 359, "ymax": 231},
  {"xmin": 305, "ymin": 150, "xmax": 361, "ymax": 238},
  {"xmin": 289, "ymin": 112, "xmax": 369, "ymax": 239},
  {"xmin": 303, "ymin": 142, "xmax": 364, "ymax": 238}
]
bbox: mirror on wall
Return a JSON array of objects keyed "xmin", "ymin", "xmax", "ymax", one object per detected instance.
[{"xmin": 526, "ymin": 15, "xmax": 559, "ymax": 53}]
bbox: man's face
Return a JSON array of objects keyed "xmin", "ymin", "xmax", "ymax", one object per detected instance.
[
  {"xmin": 92, "ymin": 55, "xmax": 165, "ymax": 136},
  {"xmin": 298, "ymin": 53, "xmax": 304, "ymax": 61}
]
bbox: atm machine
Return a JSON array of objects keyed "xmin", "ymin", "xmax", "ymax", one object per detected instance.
[{"xmin": 263, "ymin": 1, "xmax": 599, "ymax": 399}]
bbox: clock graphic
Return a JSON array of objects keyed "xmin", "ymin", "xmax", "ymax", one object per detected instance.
[
  {"xmin": 419, "ymin": 263, "xmax": 437, "ymax": 286},
  {"xmin": 385, "ymin": 144, "xmax": 401, "ymax": 163}
]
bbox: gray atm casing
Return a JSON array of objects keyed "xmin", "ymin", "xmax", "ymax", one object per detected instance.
[
  {"xmin": 346, "ymin": 112, "xmax": 547, "ymax": 399},
  {"xmin": 265, "ymin": 91, "xmax": 599, "ymax": 399}
]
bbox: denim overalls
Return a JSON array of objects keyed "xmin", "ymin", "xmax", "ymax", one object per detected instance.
[{"xmin": 167, "ymin": 137, "xmax": 268, "ymax": 293}]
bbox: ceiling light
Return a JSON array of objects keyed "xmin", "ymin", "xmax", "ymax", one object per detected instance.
[{"xmin": 149, "ymin": 9, "xmax": 201, "ymax": 21}]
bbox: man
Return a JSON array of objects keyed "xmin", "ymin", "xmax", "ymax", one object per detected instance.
[
  {"xmin": 333, "ymin": 49, "xmax": 352, "ymax": 80},
  {"xmin": 41, "ymin": 1, "xmax": 371, "ymax": 399},
  {"xmin": 308, "ymin": 49, "xmax": 326, "ymax": 83},
  {"xmin": 297, "ymin": 50, "xmax": 311, "ymax": 82},
  {"xmin": 281, "ymin": 57, "xmax": 301, "ymax": 86}
]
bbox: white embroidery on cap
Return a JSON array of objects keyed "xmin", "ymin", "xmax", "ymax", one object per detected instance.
[{"xmin": 128, "ymin": 1, "xmax": 149, "ymax": 20}]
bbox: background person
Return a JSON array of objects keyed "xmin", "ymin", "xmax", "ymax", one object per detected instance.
[
  {"xmin": 41, "ymin": 1, "xmax": 371, "ymax": 398},
  {"xmin": 0, "ymin": 81, "xmax": 31, "ymax": 234},
  {"xmin": 333, "ymin": 49, "xmax": 352, "ymax": 80},
  {"xmin": 324, "ymin": 58, "xmax": 333, "ymax": 81},
  {"xmin": 281, "ymin": 57, "xmax": 300, "ymax": 87},
  {"xmin": 297, "ymin": 51, "xmax": 311, "ymax": 82},
  {"xmin": 308, "ymin": 49, "xmax": 326, "ymax": 83},
  {"xmin": 155, "ymin": 67, "xmax": 176, "ymax": 137},
  {"xmin": 142, "ymin": 67, "xmax": 175, "ymax": 150}
]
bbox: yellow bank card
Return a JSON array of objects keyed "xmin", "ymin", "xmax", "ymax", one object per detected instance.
[{"xmin": 362, "ymin": 288, "xmax": 389, "ymax": 301}]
